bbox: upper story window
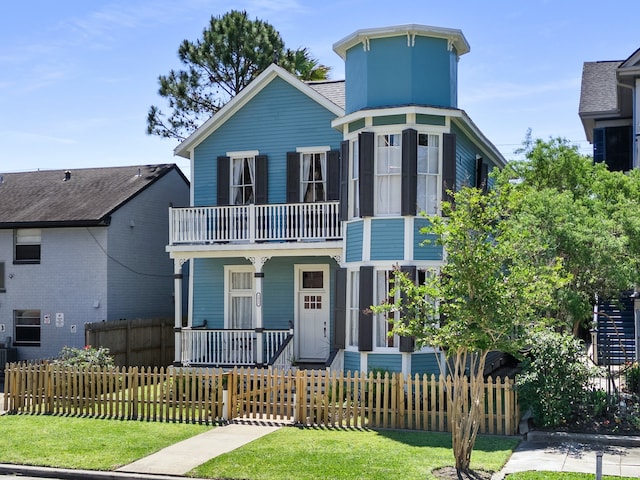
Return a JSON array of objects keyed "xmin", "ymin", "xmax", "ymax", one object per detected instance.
[
  {"xmin": 14, "ymin": 228, "xmax": 41, "ymax": 264},
  {"xmin": 376, "ymin": 134, "xmax": 402, "ymax": 215},
  {"xmin": 230, "ymin": 156, "xmax": 255, "ymax": 205},
  {"xmin": 14, "ymin": 309, "xmax": 41, "ymax": 346},
  {"xmin": 417, "ymin": 134, "xmax": 440, "ymax": 215},
  {"xmin": 300, "ymin": 152, "xmax": 326, "ymax": 202},
  {"xmin": 350, "ymin": 140, "xmax": 360, "ymax": 219}
]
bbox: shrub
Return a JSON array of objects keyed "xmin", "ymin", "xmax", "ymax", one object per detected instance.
[
  {"xmin": 625, "ymin": 362, "xmax": 640, "ymax": 394},
  {"xmin": 54, "ymin": 345, "xmax": 115, "ymax": 368},
  {"xmin": 516, "ymin": 330, "xmax": 595, "ymax": 428}
]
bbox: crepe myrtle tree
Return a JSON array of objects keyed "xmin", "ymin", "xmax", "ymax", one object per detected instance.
[{"xmin": 371, "ymin": 185, "xmax": 568, "ymax": 473}]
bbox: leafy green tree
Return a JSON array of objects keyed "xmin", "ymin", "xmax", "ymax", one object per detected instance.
[
  {"xmin": 373, "ymin": 185, "xmax": 567, "ymax": 473},
  {"xmin": 496, "ymin": 138, "xmax": 640, "ymax": 333},
  {"xmin": 147, "ymin": 10, "xmax": 330, "ymax": 140}
]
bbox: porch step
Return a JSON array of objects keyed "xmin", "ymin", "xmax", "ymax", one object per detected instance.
[{"xmin": 295, "ymin": 362, "xmax": 326, "ymax": 371}]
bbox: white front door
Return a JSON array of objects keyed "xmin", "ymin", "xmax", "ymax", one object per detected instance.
[{"xmin": 296, "ymin": 265, "xmax": 330, "ymax": 362}]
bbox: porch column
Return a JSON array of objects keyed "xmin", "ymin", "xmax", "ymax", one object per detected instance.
[
  {"xmin": 248, "ymin": 256, "xmax": 269, "ymax": 365},
  {"xmin": 173, "ymin": 258, "xmax": 186, "ymax": 366}
]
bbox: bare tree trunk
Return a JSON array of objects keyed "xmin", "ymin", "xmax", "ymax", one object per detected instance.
[{"xmin": 446, "ymin": 348, "xmax": 488, "ymax": 472}]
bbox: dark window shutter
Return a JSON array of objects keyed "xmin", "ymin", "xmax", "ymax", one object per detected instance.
[
  {"xmin": 358, "ymin": 265, "xmax": 374, "ymax": 351},
  {"xmin": 399, "ymin": 265, "xmax": 416, "ymax": 353},
  {"xmin": 402, "ymin": 128, "xmax": 418, "ymax": 216},
  {"xmin": 255, "ymin": 155, "xmax": 268, "ymax": 204},
  {"xmin": 605, "ymin": 125, "xmax": 632, "ymax": 172},
  {"xmin": 333, "ymin": 268, "xmax": 347, "ymax": 349},
  {"xmin": 339, "ymin": 140, "xmax": 350, "ymax": 221},
  {"xmin": 442, "ymin": 133, "xmax": 457, "ymax": 207},
  {"xmin": 286, "ymin": 152, "xmax": 299, "ymax": 203},
  {"xmin": 217, "ymin": 156, "xmax": 230, "ymax": 206},
  {"xmin": 359, "ymin": 132, "xmax": 375, "ymax": 217},
  {"xmin": 475, "ymin": 157, "xmax": 488, "ymax": 194},
  {"xmin": 593, "ymin": 128, "xmax": 605, "ymax": 163},
  {"xmin": 326, "ymin": 150, "xmax": 340, "ymax": 201}
]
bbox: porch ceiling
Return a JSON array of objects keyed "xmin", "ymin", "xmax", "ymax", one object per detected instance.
[{"xmin": 167, "ymin": 240, "xmax": 343, "ymax": 261}]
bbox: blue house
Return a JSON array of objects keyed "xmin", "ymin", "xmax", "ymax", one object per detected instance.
[{"xmin": 167, "ymin": 24, "xmax": 506, "ymax": 375}]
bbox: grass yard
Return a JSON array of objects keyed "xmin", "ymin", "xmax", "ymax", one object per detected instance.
[
  {"xmin": 507, "ymin": 473, "xmax": 638, "ymax": 480},
  {"xmin": 190, "ymin": 427, "xmax": 519, "ymax": 480},
  {"xmin": 0, "ymin": 414, "xmax": 210, "ymax": 470}
]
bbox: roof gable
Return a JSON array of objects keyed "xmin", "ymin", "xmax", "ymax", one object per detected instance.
[
  {"xmin": 0, "ymin": 164, "xmax": 184, "ymax": 227},
  {"xmin": 174, "ymin": 64, "xmax": 345, "ymax": 159}
]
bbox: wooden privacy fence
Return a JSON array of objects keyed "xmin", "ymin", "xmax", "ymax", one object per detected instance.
[{"xmin": 4, "ymin": 365, "xmax": 519, "ymax": 435}]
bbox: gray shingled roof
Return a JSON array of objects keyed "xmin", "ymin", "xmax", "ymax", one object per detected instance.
[
  {"xmin": 0, "ymin": 164, "xmax": 183, "ymax": 227},
  {"xmin": 307, "ymin": 80, "xmax": 345, "ymax": 110},
  {"xmin": 579, "ymin": 60, "xmax": 622, "ymax": 115}
]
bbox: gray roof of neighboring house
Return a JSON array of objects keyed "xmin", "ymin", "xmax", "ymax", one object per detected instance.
[
  {"xmin": 579, "ymin": 60, "xmax": 622, "ymax": 116},
  {"xmin": 307, "ymin": 80, "xmax": 345, "ymax": 110},
  {"xmin": 0, "ymin": 164, "xmax": 187, "ymax": 227}
]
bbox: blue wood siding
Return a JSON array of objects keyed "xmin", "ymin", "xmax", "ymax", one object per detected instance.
[
  {"xmin": 451, "ymin": 123, "xmax": 483, "ymax": 189},
  {"xmin": 411, "ymin": 352, "xmax": 441, "ymax": 375},
  {"xmin": 413, "ymin": 218, "xmax": 443, "ymax": 261},
  {"xmin": 192, "ymin": 258, "xmax": 245, "ymax": 328},
  {"xmin": 193, "ymin": 77, "xmax": 342, "ymax": 206},
  {"xmin": 344, "ymin": 351, "xmax": 361, "ymax": 373},
  {"xmin": 345, "ymin": 221, "xmax": 363, "ymax": 262},
  {"xmin": 367, "ymin": 353, "xmax": 402, "ymax": 373},
  {"xmin": 370, "ymin": 218, "xmax": 404, "ymax": 260},
  {"xmin": 345, "ymin": 36, "xmax": 456, "ymax": 114}
]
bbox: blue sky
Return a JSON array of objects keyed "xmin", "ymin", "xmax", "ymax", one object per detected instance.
[{"xmin": 1, "ymin": 0, "xmax": 637, "ymax": 179}]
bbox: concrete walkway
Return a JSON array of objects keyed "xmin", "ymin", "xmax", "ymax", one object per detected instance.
[{"xmin": 116, "ymin": 423, "xmax": 281, "ymax": 476}]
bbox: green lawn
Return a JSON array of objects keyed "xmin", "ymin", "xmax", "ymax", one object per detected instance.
[
  {"xmin": 190, "ymin": 427, "xmax": 519, "ymax": 480},
  {"xmin": 507, "ymin": 473, "xmax": 637, "ymax": 480},
  {"xmin": 0, "ymin": 414, "xmax": 211, "ymax": 470}
]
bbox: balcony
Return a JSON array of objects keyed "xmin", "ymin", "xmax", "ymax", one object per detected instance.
[{"xmin": 169, "ymin": 202, "xmax": 342, "ymax": 245}]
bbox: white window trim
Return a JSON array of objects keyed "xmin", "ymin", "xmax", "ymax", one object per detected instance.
[
  {"xmin": 299, "ymin": 151, "xmax": 328, "ymax": 203},
  {"xmin": 375, "ymin": 132, "xmax": 402, "ymax": 216},
  {"xmin": 373, "ymin": 267, "xmax": 400, "ymax": 350},
  {"xmin": 296, "ymin": 146, "xmax": 330, "ymax": 154},
  {"xmin": 226, "ymin": 150, "xmax": 259, "ymax": 158},
  {"xmin": 223, "ymin": 265, "xmax": 256, "ymax": 329},
  {"xmin": 417, "ymin": 132, "xmax": 442, "ymax": 216},
  {"xmin": 346, "ymin": 269, "xmax": 360, "ymax": 350}
]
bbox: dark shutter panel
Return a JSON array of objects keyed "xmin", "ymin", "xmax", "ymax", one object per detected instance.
[
  {"xmin": 255, "ymin": 155, "xmax": 268, "ymax": 204},
  {"xmin": 475, "ymin": 157, "xmax": 483, "ymax": 189},
  {"xmin": 359, "ymin": 132, "xmax": 375, "ymax": 217},
  {"xmin": 442, "ymin": 133, "xmax": 457, "ymax": 207},
  {"xmin": 475, "ymin": 157, "xmax": 489, "ymax": 194},
  {"xmin": 333, "ymin": 268, "xmax": 347, "ymax": 349},
  {"xmin": 402, "ymin": 128, "xmax": 418, "ymax": 216},
  {"xmin": 358, "ymin": 266, "xmax": 374, "ymax": 351},
  {"xmin": 480, "ymin": 162, "xmax": 489, "ymax": 194},
  {"xmin": 593, "ymin": 128, "xmax": 605, "ymax": 163},
  {"xmin": 326, "ymin": 150, "xmax": 340, "ymax": 201},
  {"xmin": 286, "ymin": 152, "xmax": 300, "ymax": 203},
  {"xmin": 339, "ymin": 140, "xmax": 350, "ymax": 221},
  {"xmin": 399, "ymin": 265, "xmax": 416, "ymax": 353},
  {"xmin": 217, "ymin": 156, "xmax": 230, "ymax": 206}
]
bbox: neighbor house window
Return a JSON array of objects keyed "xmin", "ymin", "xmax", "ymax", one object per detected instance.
[
  {"xmin": 374, "ymin": 270, "xmax": 399, "ymax": 348},
  {"xmin": 14, "ymin": 228, "xmax": 41, "ymax": 264},
  {"xmin": 231, "ymin": 156, "xmax": 255, "ymax": 205},
  {"xmin": 0, "ymin": 262, "xmax": 5, "ymax": 291},
  {"xmin": 417, "ymin": 134, "xmax": 440, "ymax": 215},
  {"xmin": 226, "ymin": 267, "xmax": 254, "ymax": 329},
  {"xmin": 376, "ymin": 134, "xmax": 402, "ymax": 215},
  {"xmin": 14, "ymin": 309, "xmax": 41, "ymax": 346},
  {"xmin": 300, "ymin": 152, "xmax": 327, "ymax": 202},
  {"xmin": 350, "ymin": 139, "xmax": 360, "ymax": 219},
  {"xmin": 347, "ymin": 270, "xmax": 359, "ymax": 347}
]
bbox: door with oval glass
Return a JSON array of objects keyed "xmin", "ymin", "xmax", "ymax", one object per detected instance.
[{"xmin": 296, "ymin": 265, "xmax": 330, "ymax": 362}]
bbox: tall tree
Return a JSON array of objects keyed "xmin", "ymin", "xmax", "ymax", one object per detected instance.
[
  {"xmin": 496, "ymin": 137, "xmax": 640, "ymax": 334},
  {"xmin": 147, "ymin": 10, "xmax": 330, "ymax": 140},
  {"xmin": 373, "ymin": 185, "xmax": 567, "ymax": 474}
]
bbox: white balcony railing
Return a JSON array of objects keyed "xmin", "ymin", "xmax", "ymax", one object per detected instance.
[
  {"xmin": 180, "ymin": 328, "xmax": 290, "ymax": 366},
  {"xmin": 169, "ymin": 202, "xmax": 341, "ymax": 245}
]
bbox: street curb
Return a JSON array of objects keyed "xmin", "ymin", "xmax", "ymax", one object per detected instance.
[
  {"xmin": 526, "ymin": 430, "xmax": 640, "ymax": 447},
  {"xmin": 0, "ymin": 464, "xmax": 203, "ymax": 480}
]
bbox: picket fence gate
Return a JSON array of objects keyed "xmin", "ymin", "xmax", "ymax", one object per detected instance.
[{"xmin": 3, "ymin": 364, "xmax": 519, "ymax": 435}]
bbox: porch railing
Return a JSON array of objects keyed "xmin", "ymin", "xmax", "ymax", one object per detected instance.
[
  {"xmin": 169, "ymin": 202, "xmax": 341, "ymax": 245},
  {"xmin": 181, "ymin": 328, "xmax": 290, "ymax": 366}
]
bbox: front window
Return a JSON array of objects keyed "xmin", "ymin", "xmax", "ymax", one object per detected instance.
[
  {"xmin": 14, "ymin": 228, "xmax": 41, "ymax": 264},
  {"xmin": 375, "ymin": 270, "xmax": 399, "ymax": 348},
  {"xmin": 376, "ymin": 134, "xmax": 402, "ymax": 215},
  {"xmin": 350, "ymin": 139, "xmax": 360, "ymax": 219},
  {"xmin": 301, "ymin": 152, "xmax": 326, "ymax": 202},
  {"xmin": 417, "ymin": 134, "xmax": 440, "ymax": 215},
  {"xmin": 14, "ymin": 309, "xmax": 41, "ymax": 346},
  {"xmin": 347, "ymin": 270, "xmax": 359, "ymax": 347},
  {"xmin": 228, "ymin": 269, "xmax": 254, "ymax": 329},
  {"xmin": 231, "ymin": 157, "xmax": 255, "ymax": 205}
]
